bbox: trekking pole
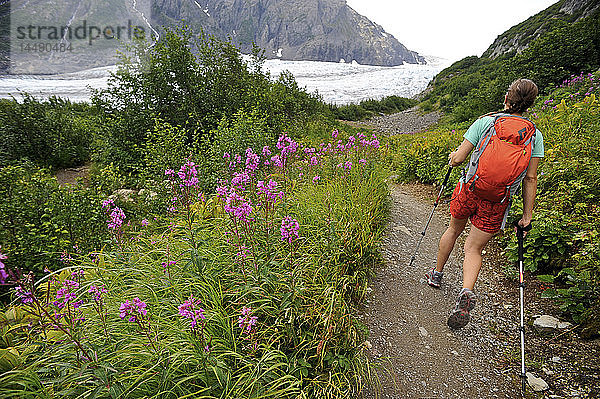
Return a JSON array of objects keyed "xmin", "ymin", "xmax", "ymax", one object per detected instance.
[
  {"xmin": 408, "ymin": 166, "xmax": 453, "ymax": 268},
  {"xmin": 513, "ymin": 219, "xmax": 532, "ymax": 393}
]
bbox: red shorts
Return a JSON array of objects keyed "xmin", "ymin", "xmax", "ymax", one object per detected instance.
[{"xmin": 449, "ymin": 181, "xmax": 509, "ymax": 234}]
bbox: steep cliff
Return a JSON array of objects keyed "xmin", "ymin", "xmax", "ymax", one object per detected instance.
[{"xmin": 153, "ymin": 0, "xmax": 425, "ymax": 66}]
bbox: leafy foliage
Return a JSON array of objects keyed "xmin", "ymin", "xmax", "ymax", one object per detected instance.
[
  {"xmin": 92, "ymin": 26, "xmax": 327, "ymax": 174},
  {"xmin": 0, "ymin": 132, "xmax": 387, "ymax": 397},
  {"xmin": 0, "ymin": 165, "xmax": 107, "ymax": 279},
  {"xmin": 422, "ymin": 7, "xmax": 600, "ymax": 122},
  {"xmin": 390, "ymin": 71, "xmax": 600, "ymax": 325},
  {"xmin": 0, "ymin": 96, "xmax": 99, "ymax": 168}
]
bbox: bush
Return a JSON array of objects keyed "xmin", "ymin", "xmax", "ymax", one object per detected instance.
[
  {"xmin": 93, "ymin": 27, "xmax": 326, "ymax": 174},
  {"xmin": 0, "ymin": 96, "xmax": 98, "ymax": 168},
  {"xmin": 331, "ymin": 96, "xmax": 417, "ymax": 121},
  {"xmin": 393, "ymin": 72, "xmax": 600, "ymax": 325},
  {"xmin": 0, "ymin": 165, "xmax": 107, "ymax": 278}
]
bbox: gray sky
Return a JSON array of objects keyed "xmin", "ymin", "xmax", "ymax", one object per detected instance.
[{"xmin": 345, "ymin": 0, "xmax": 558, "ymax": 62}]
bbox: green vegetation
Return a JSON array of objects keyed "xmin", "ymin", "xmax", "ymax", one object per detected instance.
[
  {"xmin": 421, "ymin": 5, "xmax": 600, "ymax": 122},
  {"xmin": 0, "ymin": 27, "xmax": 389, "ymax": 397},
  {"xmin": 93, "ymin": 27, "xmax": 327, "ymax": 178},
  {"xmin": 330, "ymin": 95, "xmax": 417, "ymax": 121},
  {"xmin": 388, "ymin": 71, "xmax": 600, "ymax": 335},
  {"xmin": 0, "ymin": 96, "xmax": 100, "ymax": 168}
]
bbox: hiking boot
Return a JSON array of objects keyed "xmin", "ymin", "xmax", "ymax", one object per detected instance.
[
  {"xmin": 447, "ymin": 288, "xmax": 477, "ymax": 329},
  {"xmin": 425, "ymin": 268, "xmax": 444, "ymax": 288}
]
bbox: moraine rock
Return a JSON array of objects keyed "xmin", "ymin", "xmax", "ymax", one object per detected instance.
[
  {"xmin": 533, "ymin": 315, "xmax": 573, "ymax": 333},
  {"xmin": 526, "ymin": 372, "xmax": 549, "ymax": 392},
  {"xmin": 110, "ymin": 189, "xmax": 137, "ymax": 202}
]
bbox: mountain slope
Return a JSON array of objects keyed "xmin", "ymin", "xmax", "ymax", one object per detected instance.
[
  {"xmin": 420, "ymin": 0, "xmax": 600, "ymax": 122},
  {"xmin": 483, "ymin": 0, "xmax": 600, "ymax": 58},
  {"xmin": 153, "ymin": 0, "xmax": 425, "ymax": 66}
]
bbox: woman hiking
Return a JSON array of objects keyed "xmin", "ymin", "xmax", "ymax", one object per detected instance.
[{"xmin": 425, "ymin": 78, "xmax": 544, "ymax": 329}]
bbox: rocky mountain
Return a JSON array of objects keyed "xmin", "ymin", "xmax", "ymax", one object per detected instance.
[
  {"xmin": 483, "ymin": 0, "xmax": 600, "ymax": 59},
  {"xmin": 1, "ymin": 0, "xmax": 423, "ymax": 74},
  {"xmin": 153, "ymin": 0, "xmax": 425, "ymax": 66}
]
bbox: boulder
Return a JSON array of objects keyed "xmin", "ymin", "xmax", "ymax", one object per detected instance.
[
  {"xmin": 110, "ymin": 189, "xmax": 137, "ymax": 202},
  {"xmin": 526, "ymin": 372, "xmax": 549, "ymax": 392},
  {"xmin": 533, "ymin": 315, "xmax": 573, "ymax": 334}
]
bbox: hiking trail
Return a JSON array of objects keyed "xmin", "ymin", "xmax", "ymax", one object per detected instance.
[
  {"xmin": 355, "ymin": 108, "xmax": 521, "ymax": 398},
  {"xmin": 359, "ymin": 183, "xmax": 521, "ymax": 398}
]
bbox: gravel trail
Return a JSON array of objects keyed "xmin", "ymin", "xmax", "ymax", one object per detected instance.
[
  {"xmin": 359, "ymin": 183, "xmax": 521, "ymax": 398},
  {"xmin": 345, "ymin": 106, "xmax": 442, "ymax": 135}
]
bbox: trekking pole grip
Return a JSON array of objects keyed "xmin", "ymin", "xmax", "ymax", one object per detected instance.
[
  {"xmin": 442, "ymin": 166, "xmax": 453, "ymax": 187},
  {"xmin": 512, "ymin": 219, "xmax": 533, "ymax": 237}
]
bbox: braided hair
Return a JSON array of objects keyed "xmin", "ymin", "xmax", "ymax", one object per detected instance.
[{"xmin": 504, "ymin": 79, "xmax": 538, "ymax": 114}]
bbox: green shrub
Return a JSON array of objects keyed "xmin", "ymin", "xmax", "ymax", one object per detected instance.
[
  {"xmin": 330, "ymin": 96, "xmax": 417, "ymax": 121},
  {"xmin": 0, "ymin": 131, "xmax": 387, "ymax": 397},
  {"xmin": 93, "ymin": 27, "xmax": 326, "ymax": 174},
  {"xmin": 0, "ymin": 96, "xmax": 98, "ymax": 168},
  {"xmin": 0, "ymin": 165, "xmax": 107, "ymax": 278}
]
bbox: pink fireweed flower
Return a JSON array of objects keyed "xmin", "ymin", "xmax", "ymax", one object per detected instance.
[
  {"xmin": 161, "ymin": 260, "xmax": 177, "ymax": 269},
  {"xmin": 270, "ymin": 154, "xmax": 283, "ymax": 168},
  {"xmin": 15, "ymin": 286, "xmax": 34, "ymax": 304},
  {"xmin": 0, "ymin": 250, "xmax": 8, "ymax": 285},
  {"xmin": 229, "ymin": 154, "xmax": 242, "ymax": 169},
  {"xmin": 238, "ymin": 306, "xmax": 258, "ymax": 335},
  {"xmin": 280, "ymin": 216, "xmax": 300, "ymax": 243},
  {"xmin": 344, "ymin": 161, "xmax": 352, "ymax": 171},
  {"xmin": 370, "ymin": 135, "xmax": 380, "ymax": 149},
  {"xmin": 177, "ymin": 161, "xmax": 199, "ymax": 188},
  {"xmin": 119, "ymin": 297, "xmax": 147, "ymax": 322},
  {"xmin": 141, "ymin": 218, "xmax": 149, "ymax": 227},
  {"xmin": 310, "ymin": 156, "xmax": 319, "ymax": 166},
  {"xmin": 178, "ymin": 295, "xmax": 206, "ymax": 329},
  {"xmin": 332, "ymin": 129, "xmax": 338, "ymax": 138},
  {"xmin": 224, "ymin": 192, "xmax": 254, "ymax": 222},
  {"xmin": 165, "ymin": 169, "xmax": 175, "ymax": 176},
  {"xmin": 358, "ymin": 159, "xmax": 367, "ymax": 166},
  {"xmin": 231, "ymin": 171, "xmax": 251, "ymax": 191},
  {"xmin": 108, "ymin": 207, "xmax": 126, "ymax": 230},
  {"xmin": 102, "ymin": 198, "xmax": 115, "ymax": 209},
  {"xmin": 216, "ymin": 184, "xmax": 229, "ymax": 199},
  {"xmin": 313, "ymin": 175, "xmax": 321, "ymax": 183},
  {"xmin": 245, "ymin": 148, "xmax": 260, "ymax": 173},
  {"xmin": 53, "ymin": 279, "xmax": 80, "ymax": 309},
  {"xmin": 256, "ymin": 179, "xmax": 284, "ymax": 203},
  {"xmin": 88, "ymin": 284, "xmax": 108, "ymax": 302}
]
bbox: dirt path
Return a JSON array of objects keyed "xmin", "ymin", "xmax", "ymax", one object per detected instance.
[
  {"xmin": 344, "ymin": 106, "xmax": 442, "ymax": 135},
  {"xmin": 360, "ymin": 183, "xmax": 521, "ymax": 398}
]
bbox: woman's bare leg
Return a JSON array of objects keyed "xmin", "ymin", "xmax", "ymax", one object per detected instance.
[
  {"xmin": 462, "ymin": 225, "xmax": 494, "ymax": 290},
  {"xmin": 435, "ymin": 216, "xmax": 468, "ymax": 272}
]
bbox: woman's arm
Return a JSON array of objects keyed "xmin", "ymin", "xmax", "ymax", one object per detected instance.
[
  {"xmin": 519, "ymin": 157, "xmax": 541, "ymax": 229},
  {"xmin": 448, "ymin": 139, "xmax": 475, "ymax": 167}
]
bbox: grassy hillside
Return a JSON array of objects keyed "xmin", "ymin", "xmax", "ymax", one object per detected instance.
[{"xmin": 421, "ymin": 1, "xmax": 600, "ymax": 122}]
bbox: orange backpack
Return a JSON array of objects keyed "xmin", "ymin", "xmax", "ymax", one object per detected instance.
[{"xmin": 464, "ymin": 113, "xmax": 537, "ymax": 203}]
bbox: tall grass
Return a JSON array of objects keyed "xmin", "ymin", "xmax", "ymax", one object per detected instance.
[{"xmin": 0, "ymin": 130, "xmax": 389, "ymax": 397}]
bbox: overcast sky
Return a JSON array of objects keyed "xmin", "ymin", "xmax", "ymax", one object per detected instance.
[{"xmin": 345, "ymin": 0, "xmax": 558, "ymax": 62}]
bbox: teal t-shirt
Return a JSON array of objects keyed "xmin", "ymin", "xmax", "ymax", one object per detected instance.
[{"xmin": 464, "ymin": 116, "xmax": 544, "ymax": 158}]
